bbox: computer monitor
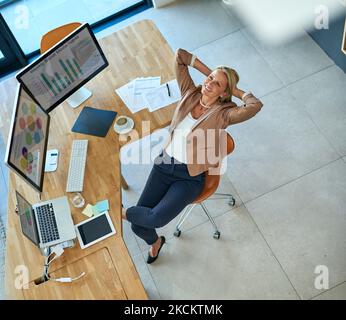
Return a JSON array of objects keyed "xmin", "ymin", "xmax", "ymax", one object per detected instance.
[
  {"xmin": 4, "ymin": 84, "xmax": 50, "ymax": 193},
  {"xmin": 16, "ymin": 23, "xmax": 109, "ymax": 113}
]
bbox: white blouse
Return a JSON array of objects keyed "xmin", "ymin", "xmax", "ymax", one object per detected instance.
[
  {"xmin": 165, "ymin": 91, "xmax": 252, "ymax": 164},
  {"xmin": 165, "ymin": 112, "xmax": 197, "ymax": 163}
]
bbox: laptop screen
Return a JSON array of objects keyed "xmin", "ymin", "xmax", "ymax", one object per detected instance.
[{"xmin": 15, "ymin": 191, "xmax": 39, "ymax": 246}]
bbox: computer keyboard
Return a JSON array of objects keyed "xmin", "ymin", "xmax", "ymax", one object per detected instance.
[
  {"xmin": 66, "ymin": 139, "xmax": 88, "ymax": 192},
  {"xmin": 36, "ymin": 204, "xmax": 59, "ymax": 243}
]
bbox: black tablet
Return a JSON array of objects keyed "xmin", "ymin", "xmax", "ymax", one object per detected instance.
[{"xmin": 75, "ymin": 211, "xmax": 116, "ymax": 249}]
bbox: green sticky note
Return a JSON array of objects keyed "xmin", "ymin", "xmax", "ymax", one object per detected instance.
[{"xmin": 82, "ymin": 204, "xmax": 96, "ymax": 217}]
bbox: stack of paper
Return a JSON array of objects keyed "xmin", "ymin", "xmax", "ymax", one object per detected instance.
[
  {"xmin": 115, "ymin": 76, "xmax": 161, "ymax": 113},
  {"xmin": 115, "ymin": 77, "xmax": 182, "ymax": 114},
  {"xmin": 145, "ymin": 79, "xmax": 181, "ymax": 112}
]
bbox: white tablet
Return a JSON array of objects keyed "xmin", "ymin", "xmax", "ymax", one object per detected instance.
[{"xmin": 75, "ymin": 211, "xmax": 116, "ymax": 249}]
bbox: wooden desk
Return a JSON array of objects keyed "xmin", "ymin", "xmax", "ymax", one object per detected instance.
[{"xmin": 3, "ymin": 20, "xmax": 176, "ymax": 299}]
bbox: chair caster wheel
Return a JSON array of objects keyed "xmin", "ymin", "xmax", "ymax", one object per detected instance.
[
  {"xmin": 174, "ymin": 229, "xmax": 181, "ymax": 237},
  {"xmin": 213, "ymin": 231, "xmax": 220, "ymax": 239},
  {"xmin": 228, "ymin": 198, "xmax": 235, "ymax": 206}
]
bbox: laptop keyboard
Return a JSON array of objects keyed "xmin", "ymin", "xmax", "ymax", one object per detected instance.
[{"xmin": 36, "ymin": 204, "xmax": 60, "ymax": 243}]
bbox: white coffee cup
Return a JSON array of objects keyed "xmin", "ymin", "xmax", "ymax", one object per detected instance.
[
  {"xmin": 114, "ymin": 116, "xmax": 134, "ymax": 134},
  {"xmin": 117, "ymin": 117, "xmax": 128, "ymax": 126}
]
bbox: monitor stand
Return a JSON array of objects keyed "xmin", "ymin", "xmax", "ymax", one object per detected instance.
[{"xmin": 66, "ymin": 86, "xmax": 92, "ymax": 108}]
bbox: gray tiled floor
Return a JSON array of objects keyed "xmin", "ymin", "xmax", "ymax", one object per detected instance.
[
  {"xmin": 246, "ymin": 159, "xmax": 346, "ymax": 300},
  {"xmin": 0, "ymin": 134, "xmax": 8, "ymax": 227},
  {"xmin": 0, "ymin": 170, "xmax": 7, "ymax": 226},
  {"xmin": 312, "ymin": 281, "xmax": 346, "ymax": 300},
  {"xmin": 147, "ymin": 205, "xmax": 299, "ymax": 300},
  {"xmin": 226, "ymin": 87, "xmax": 340, "ymax": 203},
  {"xmin": 288, "ymin": 66, "xmax": 346, "ymax": 157},
  {"xmin": 131, "ymin": 253, "xmax": 162, "ymax": 300},
  {"xmin": 191, "ymin": 31, "xmax": 285, "ymax": 98},
  {"xmin": 0, "ymin": 135, "xmax": 7, "ymax": 300},
  {"xmin": 118, "ymin": 0, "xmax": 346, "ymax": 300},
  {"xmin": 97, "ymin": 0, "xmax": 242, "ymax": 52},
  {"xmin": 242, "ymin": 28, "xmax": 334, "ymax": 85},
  {"xmin": 0, "ymin": 218, "xmax": 6, "ymax": 300},
  {"xmin": 1, "ymin": 0, "xmax": 345, "ymax": 300}
]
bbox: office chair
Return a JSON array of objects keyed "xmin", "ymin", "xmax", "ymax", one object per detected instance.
[
  {"xmin": 174, "ymin": 132, "xmax": 236, "ymax": 240},
  {"xmin": 40, "ymin": 22, "xmax": 82, "ymax": 54}
]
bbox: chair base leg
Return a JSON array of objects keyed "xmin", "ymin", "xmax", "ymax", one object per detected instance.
[
  {"xmin": 174, "ymin": 204, "xmax": 196, "ymax": 238},
  {"xmin": 174, "ymin": 202, "xmax": 222, "ymax": 239},
  {"xmin": 210, "ymin": 193, "xmax": 236, "ymax": 206},
  {"xmin": 173, "ymin": 193, "xmax": 235, "ymax": 239},
  {"xmin": 200, "ymin": 202, "xmax": 221, "ymax": 240},
  {"xmin": 173, "ymin": 229, "xmax": 181, "ymax": 238}
]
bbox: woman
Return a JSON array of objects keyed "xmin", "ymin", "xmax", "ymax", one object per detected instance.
[{"xmin": 122, "ymin": 48, "xmax": 263, "ymax": 264}]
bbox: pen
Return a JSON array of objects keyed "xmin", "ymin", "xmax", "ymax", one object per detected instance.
[{"xmin": 166, "ymin": 83, "xmax": 171, "ymax": 97}]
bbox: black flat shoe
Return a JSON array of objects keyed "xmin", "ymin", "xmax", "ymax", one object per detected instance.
[{"xmin": 147, "ymin": 236, "xmax": 166, "ymax": 264}]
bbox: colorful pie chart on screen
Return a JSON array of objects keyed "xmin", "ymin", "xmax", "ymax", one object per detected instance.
[{"xmin": 17, "ymin": 104, "xmax": 46, "ymax": 177}]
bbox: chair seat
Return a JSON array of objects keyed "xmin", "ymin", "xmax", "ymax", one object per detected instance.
[
  {"xmin": 40, "ymin": 22, "xmax": 82, "ymax": 54},
  {"xmin": 193, "ymin": 133, "xmax": 234, "ymax": 204},
  {"xmin": 193, "ymin": 174, "xmax": 220, "ymax": 203}
]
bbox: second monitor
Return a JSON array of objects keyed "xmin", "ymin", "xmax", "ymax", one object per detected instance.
[
  {"xmin": 16, "ymin": 23, "xmax": 109, "ymax": 112},
  {"xmin": 4, "ymin": 84, "xmax": 50, "ymax": 193}
]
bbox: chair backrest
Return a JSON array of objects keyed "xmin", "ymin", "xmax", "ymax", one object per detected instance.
[
  {"xmin": 40, "ymin": 22, "xmax": 82, "ymax": 54},
  {"xmin": 193, "ymin": 132, "xmax": 235, "ymax": 203}
]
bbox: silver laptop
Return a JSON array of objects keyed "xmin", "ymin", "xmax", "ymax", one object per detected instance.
[{"xmin": 15, "ymin": 191, "xmax": 76, "ymax": 249}]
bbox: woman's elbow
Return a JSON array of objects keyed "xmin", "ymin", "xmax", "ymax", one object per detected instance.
[
  {"xmin": 256, "ymin": 100, "xmax": 264, "ymax": 112},
  {"xmin": 175, "ymin": 48, "xmax": 184, "ymax": 61},
  {"xmin": 251, "ymin": 101, "xmax": 264, "ymax": 119},
  {"xmin": 176, "ymin": 48, "xmax": 183, "ymax": 55}
]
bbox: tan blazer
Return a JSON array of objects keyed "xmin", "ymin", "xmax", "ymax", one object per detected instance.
[{"xmin": 164, "ymin": 49, "xmax": 263, "ymax": 176}]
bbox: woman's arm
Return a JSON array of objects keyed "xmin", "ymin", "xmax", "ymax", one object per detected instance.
[
  {"xmin": 175, "ymin": 48, "xmax": 197, "ymax": 96},
  {"xmin": 232, "ymin": 87, "xmax": 246, "ymax": 100},
  {"xmin": 227, "ymin": 86, "xmax": 264, "ymax": 125},
  {"xmin": 175, "ymin": 49, "xmax": 212, "ymax": 95},
  {"xmin": 191, "ymin": 57, "xmax": 212, "ymax": 77}
]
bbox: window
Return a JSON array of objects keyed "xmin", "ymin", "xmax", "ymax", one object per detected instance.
[{"xmin": 0, "ymin": 0, "xmax": 152, "ymax": 76}]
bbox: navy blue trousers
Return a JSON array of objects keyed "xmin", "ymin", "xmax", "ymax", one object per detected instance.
[{"xmin": 126, "ymin": 151, "xmax": 206, "ymax": 245}]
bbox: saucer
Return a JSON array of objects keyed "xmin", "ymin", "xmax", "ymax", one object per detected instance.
[{"xmin": 113, "ymin": 116, "xmax": 134, "ymax": 134}]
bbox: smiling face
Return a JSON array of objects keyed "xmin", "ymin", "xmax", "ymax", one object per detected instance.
[{"xmin": 201, "ymin": 69, "xmax": 229, "ymax": 100}]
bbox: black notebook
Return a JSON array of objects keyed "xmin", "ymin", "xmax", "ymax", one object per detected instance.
[{"xmin": 71, "ymin": 106, "xmax": 117, "ymax": 137}]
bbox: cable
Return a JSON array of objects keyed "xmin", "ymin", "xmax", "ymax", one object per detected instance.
[
  {"xmin": 44, "ymin": 260, "xmax": 86, "ymax": 283},
  {"xmin": 48, "ymin": 272, "xmax": 86, "ymax": 283},
  {"xmin": 46, "ymin": 255, "xmax": 59, "ymax": 266},
  {"xmin": 47, "ymin": 251, "xmax": 55, "ymax": 260},
  {"xmin": 41, "ymin": 244, "xmax": 86, "ymax": 284}
]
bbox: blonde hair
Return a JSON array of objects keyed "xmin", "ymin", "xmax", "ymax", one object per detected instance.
[{"xmin": 215, "ymin": 66, "xmax": 239, "ymax": 103}]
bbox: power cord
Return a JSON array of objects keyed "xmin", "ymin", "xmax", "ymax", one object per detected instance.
[{"xmin": 43, "ymin": 244, "xmax": 86, "ymax": 283}]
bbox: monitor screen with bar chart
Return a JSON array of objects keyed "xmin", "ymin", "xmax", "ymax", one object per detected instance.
[{"xmin": 16, "ymin": 23, "xmax": 109, "ymax": 113}]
